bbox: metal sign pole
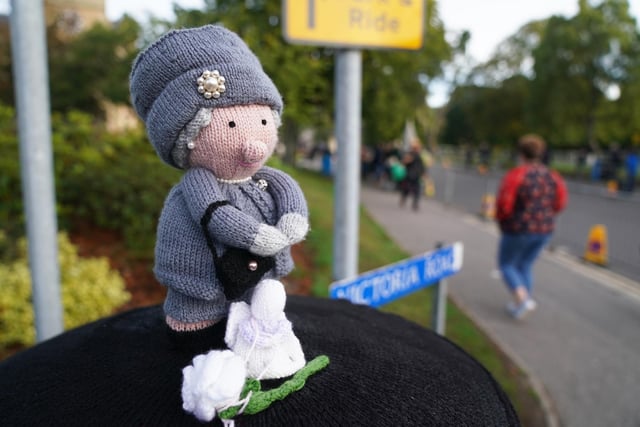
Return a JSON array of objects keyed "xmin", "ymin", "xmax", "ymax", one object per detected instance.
[
  {"xmin": 9, "ymin": 0, "xmax": 64, "ymax": 341},
  {"xmin": 444, "ymin": 167, "xmax": 455, "ymax": 205},
  {"xmin": 431, "ymin": 242, "xmax": 447, "ymax": 335},
  {"xmin": 332, "ymin": 49, "xmax": 362, "ymax": 281},
  {"xmin": 432, "ymin": 277, "xmax": 448, "ymax": 335}
]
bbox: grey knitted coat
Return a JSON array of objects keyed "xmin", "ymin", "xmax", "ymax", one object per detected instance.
[{"xmin": 157, "ymin": 166, "xmax": 308, "ymax": 323}]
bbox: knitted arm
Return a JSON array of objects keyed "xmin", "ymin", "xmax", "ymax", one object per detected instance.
[
  {"xmin": 182, "ymin": 168, "xmax": 288, "ymax": 256},
  {"xmin": 254, "ymin": 167, "xmax": 309, "ymax": 244},
  {"xmin": 495, "ymin": 167, "xmax": 525, "ymax": 221}
]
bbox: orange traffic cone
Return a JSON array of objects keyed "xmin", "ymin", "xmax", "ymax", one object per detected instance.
[
  {"xmin": 480, "ymin": 194, "xmax": 495, "ymax": 220},
  {"xmin": 583, "ymin": 224, "xmax": 608, "ymax": 266}
]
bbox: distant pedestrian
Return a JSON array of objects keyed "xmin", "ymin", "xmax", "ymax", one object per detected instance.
[
  {"xmin": 399, "ymin": 141, "xmax": 426, "ymax": 211},
  {"xmin": 478, "ymin": 142, "xmax": 491, "ymax": 172},
  {"xmin": 464, "ymin": 144, "xmax": 474, "ymax": 170},
  {"xmin": 321, "ymin": 145, "xmax": 332, "ymax": 176},
  {"xmin": 575, "ymin": 147, "xmax": 588, "ymax": 179},
  {"xmin": 388, "ymin": 155, "xmax": 406, "ymax": 185},
  {"xmin": 495, "ymin": 134, "xmax": 568, "ymax": 319},
  {"xmin": 622, "ymin": 147, "xmax": 638, "ymax": 193},
  {"xmin": 371, "ymin": 144, "xmax": 386, "ymax": 185},
  {"xmin": 603, "ymin": 143, "xmax": 623, "ymax": 183}
]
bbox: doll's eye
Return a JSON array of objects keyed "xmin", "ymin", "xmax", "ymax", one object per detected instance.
[
  {"xmin": 228, "ymin": 121, "xmax": 236, "ymax": 128},
  {"xmin": 261, "ymin": 119, "xmax": 267, "ymax": 125}
]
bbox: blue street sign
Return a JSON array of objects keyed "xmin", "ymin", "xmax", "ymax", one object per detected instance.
[{"xmin": 329, "ymin": 242, "xmax": 464, "ymax": 307}]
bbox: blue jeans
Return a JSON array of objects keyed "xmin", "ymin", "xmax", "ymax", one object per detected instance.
[{"xmin": 498, "ymin": 233, "xmax": 551, "ymax": 294}]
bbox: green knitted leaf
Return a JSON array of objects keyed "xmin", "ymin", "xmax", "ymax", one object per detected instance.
[{"xmin": 219, "ymin": 355, "xmax": 329, "ymax": 420}]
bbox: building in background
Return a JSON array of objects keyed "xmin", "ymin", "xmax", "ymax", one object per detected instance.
[{"xmin": 45, "ymin": 0, "xmax": 106, "ymax": 37}]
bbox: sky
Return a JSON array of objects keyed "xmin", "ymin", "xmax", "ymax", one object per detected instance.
[
  {"xmin": 2, "ymin": 0, "xmax": 640, "ymax": 105},
  {"xmin": 106, "ymin": 0, "xmax": 640, "ymax": 62},
  {"xmin": 1, "ymin": 0, "xmax": 638, "ymax": 62}
]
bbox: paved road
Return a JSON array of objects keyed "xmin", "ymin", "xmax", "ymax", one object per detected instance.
[
  {"xmin": 428, "ymin": 165, "xmax": 640, "ymax": 283},
  {"xmin": 360, "ymin": 186, "xmax": 640, "ymax": 427}
]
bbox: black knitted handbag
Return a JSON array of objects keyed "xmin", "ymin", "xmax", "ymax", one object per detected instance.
[
  {"xmin": 214, "ymin": 246, "xmax": 275, "ymax": 300},
  {"xmin": 201, "ymin": 201, "xmax": 275, "ymax": 300}
]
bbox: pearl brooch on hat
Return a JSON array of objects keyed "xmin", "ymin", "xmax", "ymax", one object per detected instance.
[{"xmin": 197, "ymin": 70, "xmax": 226, "ymax": 99}]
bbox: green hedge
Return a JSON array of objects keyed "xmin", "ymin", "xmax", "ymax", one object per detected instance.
[
  {"xmin": 0, "ymin": 104, "xmax": 180, "ymax": 257},
  {"xmin": 0, "ymin": 104, "xmax": 22, "ymax": 249},
  {"xmin": 0, "ymin": 232, "xmax": 129, "ymax": 351}
]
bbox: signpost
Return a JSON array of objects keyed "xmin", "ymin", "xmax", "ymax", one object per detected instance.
[
  {"xmin": 283, "ymin": 0, "xmax": 425, "ymax": 50},
  {"xmin": 283, "ymin": 0, "xmax": 426, "ymax": 284},
  {"xmin": 10, "ymin": 0, "xmax": 63, "ymax": 342},
  {"xmin": 330, "ymin": 243, "xmax": 463, "ymax": 334},
  {"xmin": 330, "ymin": 242, "xmax": 463, "ymax": 333}
]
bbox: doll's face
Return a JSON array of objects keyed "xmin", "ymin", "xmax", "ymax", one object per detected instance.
[{"xmin": 189, "ymin": 104, "xmax": 278, "ymax": 180}]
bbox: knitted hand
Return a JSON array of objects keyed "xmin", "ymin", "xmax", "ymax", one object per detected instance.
[
  {"xmin": 276, "ymin": 213, "xmax": 309, "ymax": 245},
  {"xmin": 250, "ymin": 224, "xmax": 290, "ymax": 257}
]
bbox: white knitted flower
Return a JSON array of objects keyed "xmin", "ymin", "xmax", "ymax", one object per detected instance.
[{"xmin": 181, "ymin": 350, "xmax": 247, "ymax": 422}]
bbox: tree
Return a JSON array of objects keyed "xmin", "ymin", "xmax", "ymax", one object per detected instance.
[
  {"xmin": 530, "ymin": 0, "xmax": 639, "ymax": 149},
  {"xmin": 468, "ymin": 20, "xmax": 546, "ymax": 87},
  {"xmin": 362, "ymin": 0, "xmax": 451, "ymax": 145},
  {"xmin": 47, "ymin": 16, "xmax": 141, "ymax": 116},
  {"xmin": 438, "ymin": 18, "xmax": 544, "ymax": 148},
  {"xmin": 444, "ymin": 0, "xmax": 640, "ymax": 150}
]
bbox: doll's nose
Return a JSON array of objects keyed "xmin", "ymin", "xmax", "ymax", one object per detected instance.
[{"xmin": 242, "ymin": 140, "xmax": 267, "ymax": 164}]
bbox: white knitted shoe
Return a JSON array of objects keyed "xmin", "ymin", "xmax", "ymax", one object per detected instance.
[{"xmin": 225, "ymin": 279, "xmax": 306, "ymax": 379}]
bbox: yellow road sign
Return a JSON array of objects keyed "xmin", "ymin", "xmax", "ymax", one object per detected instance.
[{"xmin": 283, "ymin": 0, "xmax": 425, "ymax": 50}]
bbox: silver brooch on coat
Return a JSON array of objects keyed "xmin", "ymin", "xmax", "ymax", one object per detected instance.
[
  {"xmin": 256, "ymin": 179, "xmax": 268, "ymax": 191},
  {"xmin": 197, "ymin": 70, "xmax": 226, "ymax": 99}
]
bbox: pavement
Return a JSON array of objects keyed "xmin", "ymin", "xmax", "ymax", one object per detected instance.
[{"xmin": 359, "ymin": 185, "xmax": 640, "ymax": 427}]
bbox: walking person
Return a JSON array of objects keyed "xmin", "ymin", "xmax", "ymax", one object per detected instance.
[
  {"xmin": 623, "ymin": 147, "xmax": 638, "ymax": 193},
  {"xmin": 495, "ymin": 134, "xmax": 568, "ymax": 319},
  {"xmin": 399, "ymin": 141, "xmax": 426, "ymax": 211}
]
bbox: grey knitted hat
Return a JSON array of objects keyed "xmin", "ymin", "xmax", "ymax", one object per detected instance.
[{"xmin": 130, "ymin": 25, "xmax": 283, "ymax": 168}]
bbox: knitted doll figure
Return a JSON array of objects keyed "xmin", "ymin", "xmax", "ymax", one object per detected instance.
[{"xmin": 129, "ymin": 26, "xmax": 309, "ymax": 335}]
